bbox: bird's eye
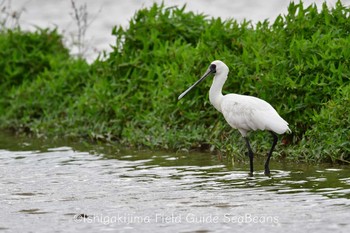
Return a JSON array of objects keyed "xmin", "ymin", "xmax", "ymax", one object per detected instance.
[{"xmin": 210, "ymin": 64, "xmax": 216, "ymax": 73}]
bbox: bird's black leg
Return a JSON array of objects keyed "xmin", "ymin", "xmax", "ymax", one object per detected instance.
[
  {"xmin": 265, "ymin": 132, "xmax": 278, "ymax": 176},
  {"xmin": 244, "ymin": 137, "xmax": 254, "ymax": 176}
]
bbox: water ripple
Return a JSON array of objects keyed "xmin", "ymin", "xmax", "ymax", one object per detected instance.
[{"xmin": 0, "ymin": 142, "xmax": 350, "ymax": 232}]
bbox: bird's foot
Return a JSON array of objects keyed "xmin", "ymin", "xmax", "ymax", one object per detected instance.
[
  {"xmin": 264, "ymin": 168, "xmax": 271, "ymax": 176},
  {"xmin": 248, "ymin": 172, "xmax": 254, "ymax": 177}
]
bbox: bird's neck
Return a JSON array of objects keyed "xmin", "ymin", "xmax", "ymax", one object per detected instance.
[{"xmin": 209, "ymin": 73, "xmax": 227, "ymax": 113}]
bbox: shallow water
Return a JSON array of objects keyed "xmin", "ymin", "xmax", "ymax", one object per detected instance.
[{"xmin": 0, "ymin": 133, "xmax": 350, "ymax": 232}]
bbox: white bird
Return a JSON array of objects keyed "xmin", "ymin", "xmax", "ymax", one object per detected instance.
[{"xmin": 178, "ymin": 60, "xmax": 291, "ymax": 175}]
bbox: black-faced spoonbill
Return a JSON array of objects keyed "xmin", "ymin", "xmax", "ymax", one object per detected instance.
[{"xmin": 178, "ymin": 60, "xmax": 291, "ymax": 176}]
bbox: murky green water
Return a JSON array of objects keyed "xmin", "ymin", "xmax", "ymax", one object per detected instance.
[{"xmin": 1, "ymin": 132, "xmax": 350, "ymax": 232}]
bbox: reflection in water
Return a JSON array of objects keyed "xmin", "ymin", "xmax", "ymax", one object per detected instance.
[{"xmin": 0, "ymin": 133, "xmax": 350, "ymax": 232}]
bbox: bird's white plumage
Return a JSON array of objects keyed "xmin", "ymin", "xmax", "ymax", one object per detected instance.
[
  {"xmin": 206, "ymin": 60, "xmax": 291, "ymax": 137},
  {"xmin": 221, "ymin": 94, "xmax": 290, "ymax": 137}
]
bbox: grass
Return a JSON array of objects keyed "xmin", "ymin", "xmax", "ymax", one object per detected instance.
[{"xmin": 0, "ymin": 1, "xmax": 349, "ymax": 163}]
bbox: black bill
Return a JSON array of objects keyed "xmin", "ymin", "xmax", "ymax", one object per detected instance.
[{"xmin": 178, "ymin": 68, "xmax": 214, "ymax": 100}]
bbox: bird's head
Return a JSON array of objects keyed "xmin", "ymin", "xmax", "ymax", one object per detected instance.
[
  {"xmin": 178, "ymin": 60, "xmax": 229, "ymax": 100},
  {"xmin": 209, "ymin": 60, "xmax": 229, "ymax": 75}
]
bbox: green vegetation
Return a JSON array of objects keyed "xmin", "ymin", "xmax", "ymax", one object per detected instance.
[{"xmin": 0, "ymin": 1, "xmax": 349, "ymax": 163}]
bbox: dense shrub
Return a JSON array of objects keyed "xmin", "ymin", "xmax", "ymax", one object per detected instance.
[
  {"xmin": 0, "ymin": 29, "xmax": 69, "ymax": 90},
  {"xmin": 0, "ymin": 29, "xmax": 90, "ymax": 133}
]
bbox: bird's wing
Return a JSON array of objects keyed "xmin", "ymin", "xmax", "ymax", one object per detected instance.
[{"xmin": 221, "ymin": 94, "xmax": 290, "ymax": 135}]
